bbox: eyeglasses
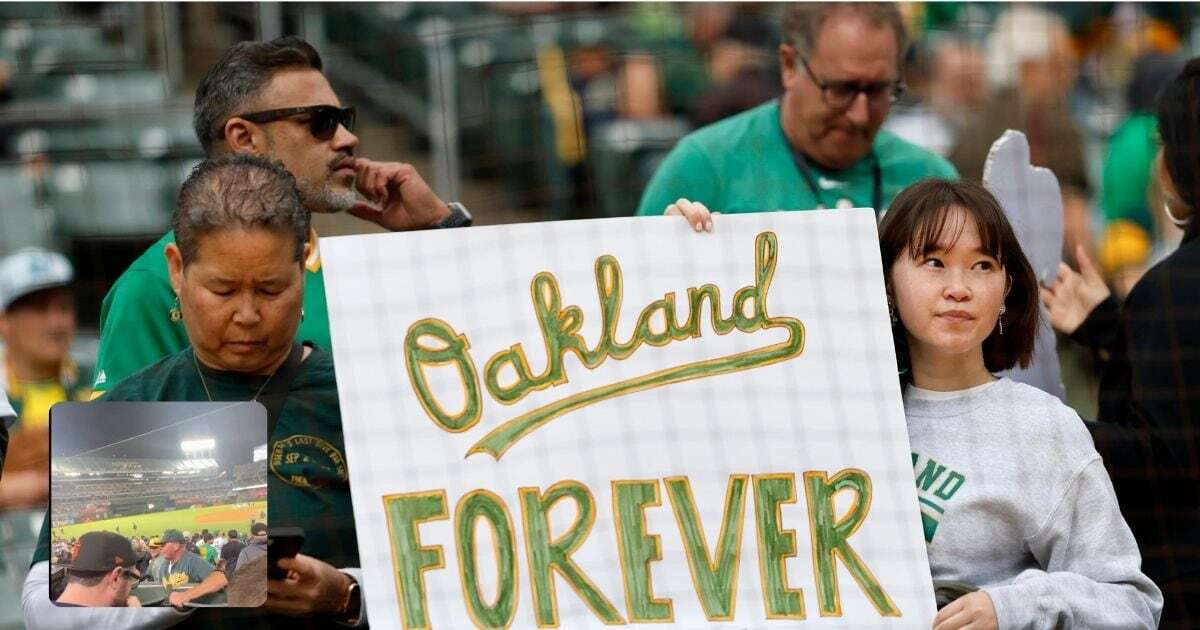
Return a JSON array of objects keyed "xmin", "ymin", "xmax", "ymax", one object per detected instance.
[
  {"xmin": 237, "ymin": 105, "xmax": 356, "ymax": 141},
  {"xmin": 799, "ymin": 57, "xmax": 905, "ymax": 110}
]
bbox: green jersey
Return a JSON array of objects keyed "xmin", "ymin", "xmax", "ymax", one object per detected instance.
[
  {"xmin": 636, "ymin": 99, "xmax": 958, "ymax": 216},
  {"xmin": 151, "ymin": 549, "xmax": 213, "ymax": 585},
  {"xmin": 91, "ymin": 230, "xmax": 331, "ymax": 395}
]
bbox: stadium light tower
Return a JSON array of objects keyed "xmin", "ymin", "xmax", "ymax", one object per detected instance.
[{"xmin": 180, "ymin": 438, "xmax": 218, "ymax": 469}]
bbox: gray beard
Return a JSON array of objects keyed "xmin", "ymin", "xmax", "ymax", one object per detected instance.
[{"xmin": 300, "ymin": 181, "xmax": 358, "ymax": 214}]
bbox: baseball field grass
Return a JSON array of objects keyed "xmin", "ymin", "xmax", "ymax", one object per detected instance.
[{"xmin": 54, "ymin": 501, "xmax": 266, "ymax": 541}]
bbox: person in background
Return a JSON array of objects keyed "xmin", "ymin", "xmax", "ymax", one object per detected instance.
[
  {"xmin": 235, "ymin": 522, "xmax": 268, "ymax": 570},
  {"xmin": 637, "ymin": 3, "xmax": 956, "ymax": 219},
  {"xmin": 219, "ymin": 529, "xmax": 245, "ymax": 576},
  {"xmin": 884, "ymin": 36, "xmax": 987, "ymax": 158},
  {"xmin": 0, "ymin": 248, "xmax": 90, "ymax": 510},
  {"xmin": 197, "ymin": 533, "xmax": 217, "ymax": 566},
  {"xmin": 1042, "ymin": 57, "xmax": 1200, "ymax": 627},
  {"xmin": 1097, "ymin": 52, "xmax": 1185, "ymax": 295},
  {"xmin": 948, "ymin": 6, "xmax": 1093, "ymax": 266},
  {"xmin": 91, "ymin": 35, "xmax": 472, "ymax": 397},
  {"xmin": 54, "ymin": 532, "xmax": 144, "ymax": 608}
]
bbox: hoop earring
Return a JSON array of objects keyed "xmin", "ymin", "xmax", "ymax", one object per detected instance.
[
  {"xmin": 169, "ymin": 296, "xmax": 182, "ymax": 322},
  {"xmin": 997, "ymin": 304, "xmax": 1006, "ymax": 336}
]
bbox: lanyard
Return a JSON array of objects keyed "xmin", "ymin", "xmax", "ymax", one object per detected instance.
[
  {"xmin": 779, "ymin": 111, "xmax": 883, "ymax": 213},
  {"xmin": 789, "ymin": 146, "xmax": 883, "ymax": 214}
]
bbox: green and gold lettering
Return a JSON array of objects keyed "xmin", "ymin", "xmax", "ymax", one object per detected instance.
[
  {"xmin": 804, "ymin": 469, "xmax": 899, "ymax": 617},
  {"xmin": 519, "ymin": 482, "xmax": 624, "ymax": 626},
  {"xmin": 383, "ymin": 491, "xmax": 449, "ymax": 629},
  {"xmin": 664, "ymin": 475, "xmax": 747, "ymax": 621},
  {"xmin": 612, "ymin": 480, "xmax": 673, "ymax": 622},
  {"xmin": 404, "ymin": 319, "xmax": 483, "ymax": 432},
  {"xmin": 455, "ymin": 490, "xmax": 519, "ymax": 629},
  {"xmin": 470, "ymin": 232, "xmax": 805, "ymax": 459},
  {"xmin": 753, "ymin": 474, "xmax": 805, "ymax": 619}
]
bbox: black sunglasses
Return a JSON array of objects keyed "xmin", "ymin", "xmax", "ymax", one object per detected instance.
[
  {"xmin": 799, "ymin": 57, "xmax": 905, "ymax": 110},
  {"xmin": 237, "ymin": 105, "xmax": 356, "ymax": 141}
]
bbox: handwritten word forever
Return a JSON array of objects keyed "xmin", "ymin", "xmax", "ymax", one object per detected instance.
[{"xmin": 403, "ymin": 231, "xmax": 805, "ymax": 459}]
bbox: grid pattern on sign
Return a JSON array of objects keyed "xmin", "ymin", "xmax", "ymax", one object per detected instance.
[{"xmin": 321, "ymin": 210, "xmax": 935, "ymax": 628}]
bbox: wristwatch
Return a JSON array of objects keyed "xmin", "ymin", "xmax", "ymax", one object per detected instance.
[
  {"xmin": 338, "ymin": 576, "xmax": 362, "ymax": 625},
  {"xmin": 437, "ymin": 202, "xmax": 473, "ymax": 229}
]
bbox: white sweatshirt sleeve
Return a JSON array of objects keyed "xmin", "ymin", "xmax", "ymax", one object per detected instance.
[
  {"xmin": 21, "ymin": 561, "xmax": 193, "ymax": 630},
  {"xmin": 982, "ymin": 458, "xmax": 1162, "ymax": 629}
]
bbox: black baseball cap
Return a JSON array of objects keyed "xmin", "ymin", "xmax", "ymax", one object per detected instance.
[
  {"xmin": 70, "ymin": 531, "xmax": 137, "ymax": 574},
  {"xmin": 250, "ymin": 522, "xmax": 267, "ymax": 536}
]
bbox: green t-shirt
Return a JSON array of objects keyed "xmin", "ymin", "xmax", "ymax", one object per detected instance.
[
  {"xmin": 151, "ymin": 549, "xmax": 214, "ymax": 585},
  {"xmin": 1101, "ymin": 113, "xmax": 1158, "ymax": 233},
  {"xmin": 91, "ymin": 230, "xmax": 331, "ymax": 394},
  {"xmin": 28, "ymin": 346, "xmax": 358, "ymax": 628},
  {"xmin": 635, "ymin": 99, "xmax": 958, "ymax": 216}
]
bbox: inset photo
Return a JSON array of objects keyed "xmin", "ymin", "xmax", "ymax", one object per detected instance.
[{"xmin": 49, "ymin": 402, "xmax": 267, "ymax": 608}]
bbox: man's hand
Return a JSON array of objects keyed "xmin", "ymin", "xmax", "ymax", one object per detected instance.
[
  {"xmin": 348, "ymin": 158, "xmax": 450, "ymax": 231},
  {"xmin": 664, "ymin": 198, "xmax": 717, "ymax": 232},
  {"xmin": 1039, "ymin": 244, "xmax": 1111, "ymax": 335},
  {"xmin": 126, "ymin": 595, "xmax": 142, "ymax": 608},
  {"xmin": 265, "ymin": 553, "xmax": 352, "ymax": 617},
  {"xmin": 933, "ymin": 591, "xmax": 998, "ymax": 630},
  {"xmin": 168, "ymin": 590, "xmax": 189, "ymax": 608}
]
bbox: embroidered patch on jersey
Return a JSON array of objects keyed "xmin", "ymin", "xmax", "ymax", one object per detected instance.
[
  {"xmin": 912, "ymin": 452, "xmax": 967, "ymax": 543},
  {"xmin": 270, "ymin": 434, "xmax": 348, "ymax": 488}
]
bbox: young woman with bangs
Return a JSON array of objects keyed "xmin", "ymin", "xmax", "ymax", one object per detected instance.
[{"xmin": 667, "ymin": 179, "xmax": 1160, "ymax": 629}]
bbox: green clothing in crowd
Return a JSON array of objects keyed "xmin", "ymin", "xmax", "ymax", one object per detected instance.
[
  {"xmin": 635, "ymin": 99, "xmax": 957, "ymax": 217},
  {"xmin": 1101, "ymin": 113, "xmax": 1159, "ymax": 233},
  {"xmin": 150, "ymin": 550, "xmax": 213, "ymax": 585},
  {"xmin": 34, "ymin": 345, "xmax": 356, "ymax": 629},
  {"xmin": 90, "ymin": 230, "xmax": 332, "ymax": 395},
  {"xmin": 197, "ymin": 543, "xmax": 218, "ymax": 566}
]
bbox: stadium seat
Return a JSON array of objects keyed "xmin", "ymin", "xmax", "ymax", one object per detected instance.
[
  {"xmin": 46, "ymin": 160, "xmax": 172, "ymax": 237},
  {"xmin": 0, "ymin": 164, "xmax": 56, "ymax": 255},
  {"xmin": 12, "ymin": 70, "xmax": 167, "ymax": 108}
]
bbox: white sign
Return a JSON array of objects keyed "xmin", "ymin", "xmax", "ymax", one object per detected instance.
[{"xmin": 322, "ymin": 211, "xmax": 935, "ymax": 629}]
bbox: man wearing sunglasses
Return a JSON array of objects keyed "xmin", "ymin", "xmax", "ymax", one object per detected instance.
[
  {"xmin": 91, "ymin": 35, "xmax": 472, "ymax": 400},
  {"xmin": 53, "ymin": 531, "xmax": 147, "ymax": 608},
  {"xmin": 637, "ymin": 3, "xmax": 956, "ymax": 218}
]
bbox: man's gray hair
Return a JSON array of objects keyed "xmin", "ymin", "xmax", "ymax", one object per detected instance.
[
  {"xmin": 193, "ymin": 36, "xmax": 323, "ymax": 157},
  {"xmin": 174, "ymin": 154, "xmax": 309, "ymax": 266},
  {"xmin": 781, "ymin": 3, "xmax": 908, "ymax": 64}
]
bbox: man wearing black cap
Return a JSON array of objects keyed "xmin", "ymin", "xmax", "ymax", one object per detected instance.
[
  {"xmin": 152, "ymin": 528, "xmax": 227, "ymax": 607},
  {"xmin": 55, "ymin": 531, "xmax": 143, "ymax": 608}
]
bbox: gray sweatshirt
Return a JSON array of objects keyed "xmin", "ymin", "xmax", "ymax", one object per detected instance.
[{"xmin": 905, "ymin": 378, "xmax": 1162, "ymax": 629}]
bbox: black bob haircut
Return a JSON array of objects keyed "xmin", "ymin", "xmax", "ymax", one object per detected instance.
[{"xmin": 878, "ymin": 178, "xmax": 1039, "ymax": 378}]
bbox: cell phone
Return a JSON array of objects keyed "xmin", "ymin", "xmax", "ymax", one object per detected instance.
[{"xmin": 267, "ymin": 527, "xmax": 305, "ymax": 580}]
